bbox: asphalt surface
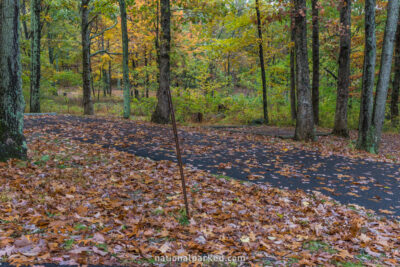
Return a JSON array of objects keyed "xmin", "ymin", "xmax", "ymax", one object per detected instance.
[{"xmin": 25, "ymin": 115, "xmax": 400, "ymax": 218}]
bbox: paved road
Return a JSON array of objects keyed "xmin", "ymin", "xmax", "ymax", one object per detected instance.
[{"xmin": 25, "ymin": 115, "xmax": 400, "ymax": 218}]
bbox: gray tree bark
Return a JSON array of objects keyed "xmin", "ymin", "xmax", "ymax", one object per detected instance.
[
  {"xmin": 151, "ymin": 0, "xmax": 171, "ymax": 124},
  {"xmin": 391, "ymin": 11, "xmax": 400, "ymax": 126},
  {"xmin": 311, "ymin": 0, "xmax": 320, "ymax": 125},
  {"xmin": 0, "ymin": 0, "xmax": 27, "ymax": 161},
  {"xmin": 357, "ymin": 0, "xmax": 376, "ymax": 151},
  {"xmin": 30, "ymin": 0, "xmax": 41, "ymax": 113},
  {"xmin": 81, "ymin": 0, "xmax": 94, "ymax": 115},
  {"xmin": 255, "ymin": 0, "xmax": 269, "ymax": 124},
  {"xmin": 290, "ymin": 13, "xmax": 297, "ymax": 121},
  {"xmin": 119, "ymin": 0, "xmax": 131, "ymax": 119},
  {"xmin": 294, "ymin": 0, "xmax": 315, "ymax": 141},
  {"xmin": 369, "ymin": 0, "xmax": 400, "ymax": 152},
  {"xmin": 333, "ymin": 0, "xmax": 351, "ymax": 137},
  {"xmin": 145, "ymin": 49, "xmax": 149, "ymax": 98}
]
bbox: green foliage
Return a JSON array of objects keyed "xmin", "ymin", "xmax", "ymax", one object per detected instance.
[{"xmin": 53, "ymin": 71, "xmax": 82, "ymax": 87}]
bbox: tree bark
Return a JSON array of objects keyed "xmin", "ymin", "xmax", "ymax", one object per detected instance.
[
  {"xmin": 391, "ymin": 12, "xmax": 400, "ymax": 126},
  {"xmin": 333, "ymin": 0, "xmax": 351, "ymax": 137},
  {"xmin": 21, "ymin": 0, "xmax": 29, "ymax": 40},
  {"xmin": 357, "ymin": 0, "xmax": 376, "ymax": 151},
  {"xmin": 0, "ymin": 0, "xmax": 27, "ymax": 161},
  {"xmin": 294, "ymin": 0, "xmax": 315, "ymax": 141},
  {"xmin": 311, "ymin": 0, "xmax": 320, "ymax": 125},
  {"xmin": 290, "ymin": 13, "xmax": 297, "ymax": 121},
  {"xmin": 30, "ymin": 0, "xmax": 41, "ymax": 113},
  {"xmin": 151, "ymin": 0, "xmax": 171, "ymax": 124},
  {"xmin": 255, "ymin": 0, "xmax": 269, "ymax": 124},
  {"xmin": 119, "ymin": 0, "xmax": 131, "ymax": 119},
  {"xmin": 81, "ymin": 0, "xmax": 94, "ymax": 115},
  {"xmin": 145, "ymin": 49, "xmax": 149, "ymax": 98},
  {"xmin": 48, "ymin": 31, "xmax": 55, "ymax": 65},
  {"xmin": 369, "ymin": 0, "xmax": 400, "ymax": 153}
]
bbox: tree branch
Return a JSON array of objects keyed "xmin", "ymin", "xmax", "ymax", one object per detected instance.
[
  {"xmin": 90, "ymin": 19, "xmax": 118, "ymax": 41},
  {"xmin": 324, "ymin": 67, "xmax": 338, "ymax": 80}
]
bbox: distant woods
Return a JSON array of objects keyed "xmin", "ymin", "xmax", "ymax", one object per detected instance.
[{"xmin": 2, "ymin": 0, "xmax": 400, "ymax": 162}]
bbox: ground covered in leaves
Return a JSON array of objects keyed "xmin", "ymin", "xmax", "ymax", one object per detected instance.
[
  {"xmin": 24, "ymin": 116, "xmax": 400, "ymax": 217},
  {"xmin": 0, "ymin": 123, "xmax": 399, "ymax": 266}
]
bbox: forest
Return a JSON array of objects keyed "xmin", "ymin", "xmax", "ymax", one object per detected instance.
[{"xmin": 1, "ymin": 0, "xmax": 400, "ymax": 266}]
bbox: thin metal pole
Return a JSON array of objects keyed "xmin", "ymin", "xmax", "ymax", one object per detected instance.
[{"xmin": 167, "ymin": 88, "xmax": 190, "ymax": 218}]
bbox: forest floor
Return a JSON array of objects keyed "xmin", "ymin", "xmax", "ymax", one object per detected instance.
[{"xmin": 0, "ymin": 115, "xmax": 399, "ymax": 266}]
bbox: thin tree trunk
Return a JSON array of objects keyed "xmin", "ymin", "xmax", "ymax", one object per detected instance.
[
  {"xmin": 255, "ymin": 0, "xmax": 269, "ymax": 124},
  {"xmin": 0, "ymin": 0, "xmax": 27, "ymax": 161},
  {"xmin": 294, "ymin": 0, "xmax": 315, "ymax": 141},
  {"xmin": 151, "ymin": 0, "xmax": 171, "ymax": 123},
  {"xmin": 145, "ymin": 49, "xmax": 149, "ymax": 98},
  {"xmin": 357, "ymin": 0, "xmax": 377, "ymax": 150},
  {"xmin": 81, "ymin": 0, "xmax": 94, "ymax": 115},
  {"xmin": 369, "ymin": 0, "xmax": 400, "ymax": 153},
  {"xmin": 391, "ymin": 12, "xmax": 400, "ymax": 126},
  {"xmin": 30, "ymin": 0, "xmax": 41, "ymax": 113},
  {"xmin": 155, "ymin": 0, "xmax": 160, "ymax": 67},
  {"xmin": 290, "ymin": 12, "xmax": 297, "ymax": 120},
  {"xmin": 119, "ymin": 0, "xmax": 131, "ymax": 119},
  {"xmin": 132, "ymin": 57, "xmax": 139, "ymax": 99},
  {"xmin": 107, "ymin": 39, "xmax": 112, "ymax": 95},
  {"xmin": 333, "ymin": 0, "xmax": 351, "ymax": 137},
  {"xmin": 311, "ymin": 0, "xmax": 320, "ymax": 125},
  {"xmin": 21, "ymin": 0, "xmax": 29, "ymax": 40},
  {"xmin": 48, "ymin": 31, "xmax": 55, "ymax": 65}
]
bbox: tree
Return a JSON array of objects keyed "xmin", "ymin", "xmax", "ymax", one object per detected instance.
[
  {"xmin": 311, "ymin": 0, "xmax": 320, "ymax": 125},
  {"xmin": 151, "ymin": 0, "xmax": 171, "ymax": 124},
  {"xmin": 391, "ymin": 12, "xmax": 400, "ymax": 127},
  {"xmin": 294, "ymin": 0, "xmax": 315, "ymax": 141},
  {"xmin": 358, "ymin": 0, "xmax": 399, "ymax": 153},
  {"xmin": 0, "ymin": 0, "xmax": 27, "ymax": 161},
  {"xmin": 357, "ymin": 0, "xmax": 377, "ymax": 151},
  {"xmin": 30, "ymin": 0, "xmax": 41, "ymax": 113},
  {"xmin": 290, "ymin": 12, "xmax": 297, "ymax": 121},
  {"xmin": 255, "ymin": 0, "xmax": 269, "ymax": 124},
  {"xmin": 81, "ymin": 0, "xmax": 94, "ymax": 115},
  {"xmin": 119, "ymin": 0, "xmax": 131, "ymax": 119},
  {"xmin": 333, "ymin": 0, "xmax": 351, "ymax": 137},
  {"xmin": 369, "ymin": 0, "xmax": 400, "ymax": 152}
]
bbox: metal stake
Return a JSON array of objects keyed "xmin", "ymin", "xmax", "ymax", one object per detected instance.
[{"xmin": 167, "ymin": 88, "xmax": 190, "ymax": 218}]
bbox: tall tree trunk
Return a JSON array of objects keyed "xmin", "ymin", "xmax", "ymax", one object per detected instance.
[
  {"xmin": 0, "ymin": 0, "xmax": 27, "ymax": 161},
  {"xmin": 107, "ymin": 39, "xmax": 112, "ymax": 96},
  {"xmin": 145, "ymin": 49, "xmax": 149, "ymax": 98},
  {"xmin": 311, "ymin": 0, "xmax": 320, "ymax": 125},
  {"xmin": 255, "ymin": 0, "xmax": 269, "ymax": 124},
  {"xmin": 294, "ymin": 0, "xmax": 315, "ymax": 141},
  {"xmin": 101, "ymin": 35, "xmax": 107, "ymax": 97},
  {"xmin": 151, "ymin": 0, "xmax": 171, "ymax": 124},
  {"xmin": 155, "ymin": 0, "xmax": 160, "ymax": 67},
  {"xmin": 30, "ymin": 0, "xmax": 41, "ymax": 113},
  {"xmin": 290, "ymin": 12, "xmax": 297, "ymax": 120},
  {"xmin": 357, "ymin": 0, "xmax": 377, "ymax": 150},
  {"xmin": 119, "ymin": 0, "xmax": 131, "ymax": 119},
  {"xmin": 333, "ymin": 0, "xmax": 352, "ymax": 137},
  {"xmin": 48, "ymin": 31, "xmax": 55, "ymax": 65},
  {"xmin": 81, "ymin": 0, "xmax": 94, "ymax": 115},
  {"xmin": 21, "ymin": 0, "xmax": 29, "ymax": 40},
  {"xmin": 132, "ymin": 57, "xmax": 139, "ymax": 99},
  {"xmin": 369, "ymin": 0, "xmax": 400, "ymax": 153},
  {"xmin": 108, "ymin": 61, "xmax": 112, "ymax": 96},
  {"xmin": 391, "ymin": 12, "xmax": 400, "ymax": 126}
]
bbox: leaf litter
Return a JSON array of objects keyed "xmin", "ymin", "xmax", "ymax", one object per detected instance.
[{"xmin": 0, "ymin": 122, "xmax": 399, "ymax": 265}]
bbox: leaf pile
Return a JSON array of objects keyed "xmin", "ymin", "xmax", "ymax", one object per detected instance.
[{"xmin": 0, "ymin": 129, "xmax": 399, "ymax": 266}]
